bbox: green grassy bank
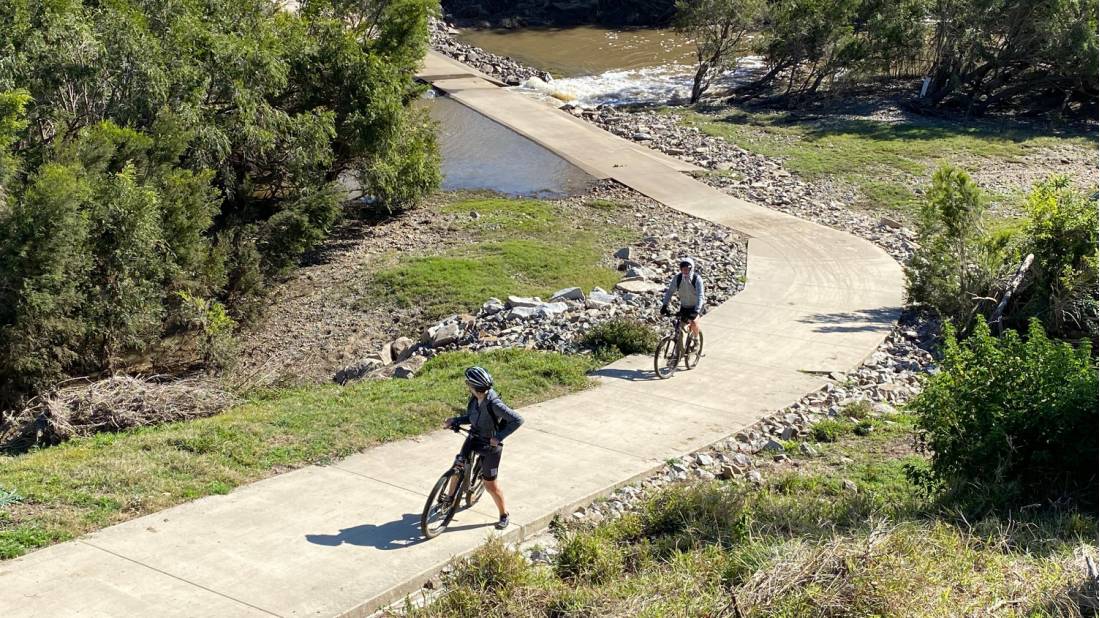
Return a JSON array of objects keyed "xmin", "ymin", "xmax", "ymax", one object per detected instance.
[
  {"xmin": 414, "ymin": 414, "xmax": 1097, "ymax": 617},
  {"xmin": 0, "ymin": 350, "xmax": 597, "ymax": 559}
]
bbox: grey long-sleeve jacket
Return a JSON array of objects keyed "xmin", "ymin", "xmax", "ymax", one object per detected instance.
[
  {"xmin": 661, "ymin": 263, "xmax": 706, "ymax": 309},
  {"xmin": 449, "ymin": 389, "xmax": 524, "ymax": 443}
]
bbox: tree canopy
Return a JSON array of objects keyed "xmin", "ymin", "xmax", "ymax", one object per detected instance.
[{"xmin": 0, "ymin": 0, "xmax": 440, "ymax": 406}]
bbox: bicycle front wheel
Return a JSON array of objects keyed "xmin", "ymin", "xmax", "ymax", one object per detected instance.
[
  {"xmin": 421, "ymin": 470, "xmax": 459, "ymax": 538},
  {"xmin": 654, "ymin": 336, "xmax": 678, "ymax": 379},
  {"xmin": 684, "ymin": 330, "xmax": 704, "ymax": 369}
]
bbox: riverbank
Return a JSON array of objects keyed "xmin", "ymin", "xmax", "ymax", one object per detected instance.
[{"xmin": 428, "ymin": 20, "xmax": 1097, "ymax": 229}]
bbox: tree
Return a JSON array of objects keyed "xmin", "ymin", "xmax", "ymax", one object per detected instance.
[
  {"xmin": 905, "ymin": 165, "xmax": 1002, "ymax": 329},
  {"xmin": 675, "ymin": 0, "xmax": 764, "ymax": 103},
  {"xmin": 0, "ymin": 0, "xmax": 441, "ymax": 407}
]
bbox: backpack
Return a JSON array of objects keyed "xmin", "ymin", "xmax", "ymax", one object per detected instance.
[{"xmin": 674, "ymin": 271, "xmax": 702, "ymax": 290}]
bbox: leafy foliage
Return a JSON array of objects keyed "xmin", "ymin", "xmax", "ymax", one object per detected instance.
[
  {"xmin": 750, "ymin": 0, "xmax": 1098, "ymax": 116},
  {"xmin": 906, "ymin": 165, "xmax": 1097, "ymax": 339},
  {"xmin": 908, "ymin": 318, "xmax": 1098, "ymax": 511},
  {"xmin": 0, "ymin": 0, "xmax": 439, "ymax": 405},
  {"xmin": 581, "ymin": 318, "xmax": 660, "ymax": 359},
  {"xmin": 674, "ymin": 0, "xmax": 763, "ymax": 103}
]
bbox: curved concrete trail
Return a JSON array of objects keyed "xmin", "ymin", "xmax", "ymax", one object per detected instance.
[{"xmin": 0, "ymin": 53, "xmax": 903, "ymax": 617}]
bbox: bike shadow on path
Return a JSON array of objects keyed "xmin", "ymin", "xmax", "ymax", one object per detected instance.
[
  {"xmin": 305, "ymin": 513, "xmax": 494, "ymax": 550},
  {"xmin": 591, "ymin": 367, "xmax": 659, "ymax": 382}
]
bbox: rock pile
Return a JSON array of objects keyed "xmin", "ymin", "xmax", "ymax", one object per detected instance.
[
  {"xmin": 578, "ymin": 107, "xmax": 918, "ymax": 263},
  {"xmin": 332, "ymin": 196, "xmax": 747, "ymax": 383},
  {"xmin": 429, "ymin": 19, "xmax": 549, "ymax": 86}
]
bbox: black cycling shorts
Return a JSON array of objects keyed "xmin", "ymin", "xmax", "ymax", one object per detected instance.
[
  {"xmin": 457, "ymin": 438, "xmax": 504, "ymax": 481},
  {"xmin": 678, "ymin": 306, "xmax": 700, "ymax": 321}
]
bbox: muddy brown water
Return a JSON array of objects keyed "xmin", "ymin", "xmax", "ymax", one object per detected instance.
[{"xmin": 457, "ymin": 26, "xmax": 696, "ymax": 78}]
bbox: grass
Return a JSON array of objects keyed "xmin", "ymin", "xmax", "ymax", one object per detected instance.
[
  {"xmin": 363, "ymin": 197, "xmax": 636, "ymax": 320},
  {"xmin": 0, "ymin": 349, "xmax": 598, "ymax": 559},
  {"xmin": 410, "ymin": 414, "xmax": 1098, "ymax": 617},
  {"xmin": 675, "ymin": 108, "xmax": 1096, "ymax": 222}
]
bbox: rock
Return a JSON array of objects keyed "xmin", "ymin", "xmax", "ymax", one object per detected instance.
[
  {"xmin": 427, "ymin": 322, "xmax": 461, "ymax": 347},
  {"xmin": 508, "ymin": 306, "xmax": 539, "ymax": 320},
  {"xmin": 696, "ymin": 469, "xmax": 716, "ymax": 481},
  {"xmin": 843, "ymin": 479, "xmax": 858, "ymax": 492},
  {"xmin": 613, "ymin": 247, "xmax": 633, "ymax": 259},
  {"xmin": 550, "ymin": 287, "xmax": 584, "ymax": 302},
  {"xmin": 879, "ymin": 216, "xmax": 903, "ymax": 229},
  {"xmin": 586, "ymin": 290, "xmax": 618, "ymax": 309},
  {"xmin": 389, "ymin": 337, "xmax": 415, "ymax": 362},
  {"xmin": 625, "ymin": 265, "xmax": 657, "ymax": 280},
  {"xmin": 717, "ymin": 464, "xmax": 742, "ymax": 479},
  {"xmin": 799, "ymin": 443, "xmax": 818, "ymax": 457},
  {"xmin": 873, "ymin": 402, "xmax": 896, "ymax": 415},
  {"xmin": 761, "ymin": 439, "xmax": 785, "ymax": 452},
  {"xmin": 747, "ymin": 470, "xmax": 764, "ymax": 485},
  {"xmin": 392, "ymin": 355, "xmax": 427, "ymax": 379},
  {"xmin": 695, "ymin": 453, "xmax": 714, "ymax": 467},
  {"xmin": 779, "ymin": 426, "xmax": 797, "ymax": 440},
  {"xmin": 333, "ymin": 357, "xmax": 383, "ymax": 385},
  {"xmin": 536, "ymin": 302, "xmax": 569, "ymax": 318},
  {"xmin": 614, "ymin": 280, "xmax": 664, "ymax": 294},
  {"xmin": 506, "ymin": 295, "xmax": 542, "ymax": 308},
  {"xmin": 632, "ymin": 132, "xmax": 654, "ymax": 141},
  {"xmin": 481, "ymin": 298, "xmax": 505, "ymax": 315}
]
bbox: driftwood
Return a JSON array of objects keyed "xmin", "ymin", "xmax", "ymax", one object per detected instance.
[
  {"xmin": 0, "ymin": 376, "xmax": 237, "ymax": 452},
  {"xmin": 991, "ymin": 253, "xmax": 1035, "ymax": 333}
]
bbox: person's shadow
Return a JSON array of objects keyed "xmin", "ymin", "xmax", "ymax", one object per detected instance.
[{"xmin": 305, "ymin": 513, "xmax": 494, "ymax": 550}]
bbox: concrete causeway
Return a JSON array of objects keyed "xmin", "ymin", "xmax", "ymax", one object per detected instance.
[{"xmin": 0, "ymin": 52, "xmax": 904, "ymax": 617}]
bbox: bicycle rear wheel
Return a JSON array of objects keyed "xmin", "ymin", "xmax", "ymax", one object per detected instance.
[
  {"xmin": 421, "ymin": 470, "xmax": 460, "ymax": 538},
  {"xmin": 465, "ymin": 456, "xmax": 485, "ymax": 507},
  {"xmin": 684, "ymin": 330, "xmax": 704, "ymax": 369},
  {"xmin": 654, "ymin": 336, "xmax": 678, "ymax": 379}
]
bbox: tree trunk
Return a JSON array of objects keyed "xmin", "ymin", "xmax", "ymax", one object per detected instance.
[{"xmin": 690, "ymin": 61, "xmax": 710, "ymax": 104}]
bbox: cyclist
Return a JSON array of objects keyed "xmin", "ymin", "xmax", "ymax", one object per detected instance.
[
  {"xmin": 442, "ymin": 366, "xmax": 524, "ymax": 530},
  {"xmin": 660, "ymin": 257, "xmax": 706, "ymax": 343}
]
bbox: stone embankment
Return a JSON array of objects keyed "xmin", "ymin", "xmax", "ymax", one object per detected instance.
[
  {"xmin": 335, "ymin": 187, "xmax": 748, "ymax": 384},
  {"xmin": 428, "ymin": 19, "xmax": 549, "ymax": 86}
]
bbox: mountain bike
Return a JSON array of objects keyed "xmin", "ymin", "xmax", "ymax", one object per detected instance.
[
  {"xmin": 653, "ymin": 314, "xmax": 704, "ymax": 379},
  {"xmin": 421, "ymin": 426, "xmax": 487, "ymax": 538}
]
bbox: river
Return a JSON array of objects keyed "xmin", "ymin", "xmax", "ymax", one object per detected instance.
[{"xmin": 458, "ymin": 26, "xmax": 762, "ymax": 107}]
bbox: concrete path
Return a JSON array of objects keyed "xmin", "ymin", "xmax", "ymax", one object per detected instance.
[{"xmin": 0, "ymin": 52, "xmax": 903, "ymax": 617}]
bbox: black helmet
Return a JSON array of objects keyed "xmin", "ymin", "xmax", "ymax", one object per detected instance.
[{"xmin": 464, "ymin": 366, "xmax": 493, "ymax": 391}]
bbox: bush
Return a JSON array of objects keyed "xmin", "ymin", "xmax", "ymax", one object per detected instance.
[
  {"xmin": 1010, "ymin": 176, "xmax": 1098, "ymax": 339},
  {"xmin": 905, "ymin": 165, "xmax": 1001, "ymax": 330},
  {"xmin": 810, "ymin": 419, "xmax": 852, "ymax": 443},
  {"xmin": 554, "ymin": 530, "xmax": 624, "ymax": 584},
  {"xmin": 582, "ymin": 318, "xmax": 659, "ymax": 359},
  {"xmin": 0, "ymin": 0, "xmax": 439, "ymax": 406},
  {"xmin": 908, "ymin": 317, "xmax": 1098, "ymax": 511}
]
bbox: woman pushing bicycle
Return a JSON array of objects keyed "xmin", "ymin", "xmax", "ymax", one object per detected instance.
[{"xmin": 442, "ymin": 367, "xmax": 524, "ymax": 530}]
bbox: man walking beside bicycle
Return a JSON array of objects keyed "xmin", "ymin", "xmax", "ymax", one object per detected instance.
[
  {"xmin": 442, "ymin": 367, "xmax": 523, "ymax": 530},
  {"xmin": 660, "ymin": 257, "xmax": 706, "ymax": 342}
]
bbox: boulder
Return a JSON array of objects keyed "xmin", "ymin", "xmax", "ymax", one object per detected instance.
[
  {"xmin": 614, "ymin": 280, "xmax": 664, "ymax": 294},
  {"xmin": 393, "ymin": 355, "xmax": 427, "ymax": 379},
  {"xmin": 429, "ymin": 322, "xmax": 461, "ymax": 347},
  {"xmin": 536, "ymin": 302, "xmax": 568, "ymax": 318},
  {"xmin": 613, "ymin": 247, "xmax": 633, "ymax": 259},
  {"xmin": 389, "ymin": 337, "xmax": 415, "ymax": 362},
  {"xmin": 550, "ymin": 287, "xmax": 584, "ymax": 302},
  {"xmin": 333, "ymin": 357, "xmax": 384, "ymax": 385},
  {"xmin": 481, "ymin": 298, "xmax": 505, "ymax": 315},
  {"xmin": 508, "ymin": 306, "xmax": 539, "ymax": 320},
  {"xmin": 625, "ymin": 265, "xmax": 657, "ymax": 280},
  {"xmin": 506, "ymin": 295, "xmax": 542, "ymax": 308}
]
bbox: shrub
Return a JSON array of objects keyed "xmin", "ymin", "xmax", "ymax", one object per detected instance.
[
  {"xmin": 554, "ymin": 530, "xmax": 624, "ymax": 584},
  {"xmin": 582, "ymin": 318, "xmax": 659, "ymax": 358},
  {"xmin": 841, "ymin": 400, "xmax": 873, "ymax": 420},
  {"xmin": 810, "ymin": 419, "xmax": 851, "ymax": 443},
  {"xmin": 905, "ymin": 165, "xmax": 1001, "ymax": 330},
  {"xmin": 908, "ymin": 317, "xmax": 1098, "ymax": 511},
  {"xmin": 1010, "ymin": 176, "xmax": 1098, "ymax": 339}
]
